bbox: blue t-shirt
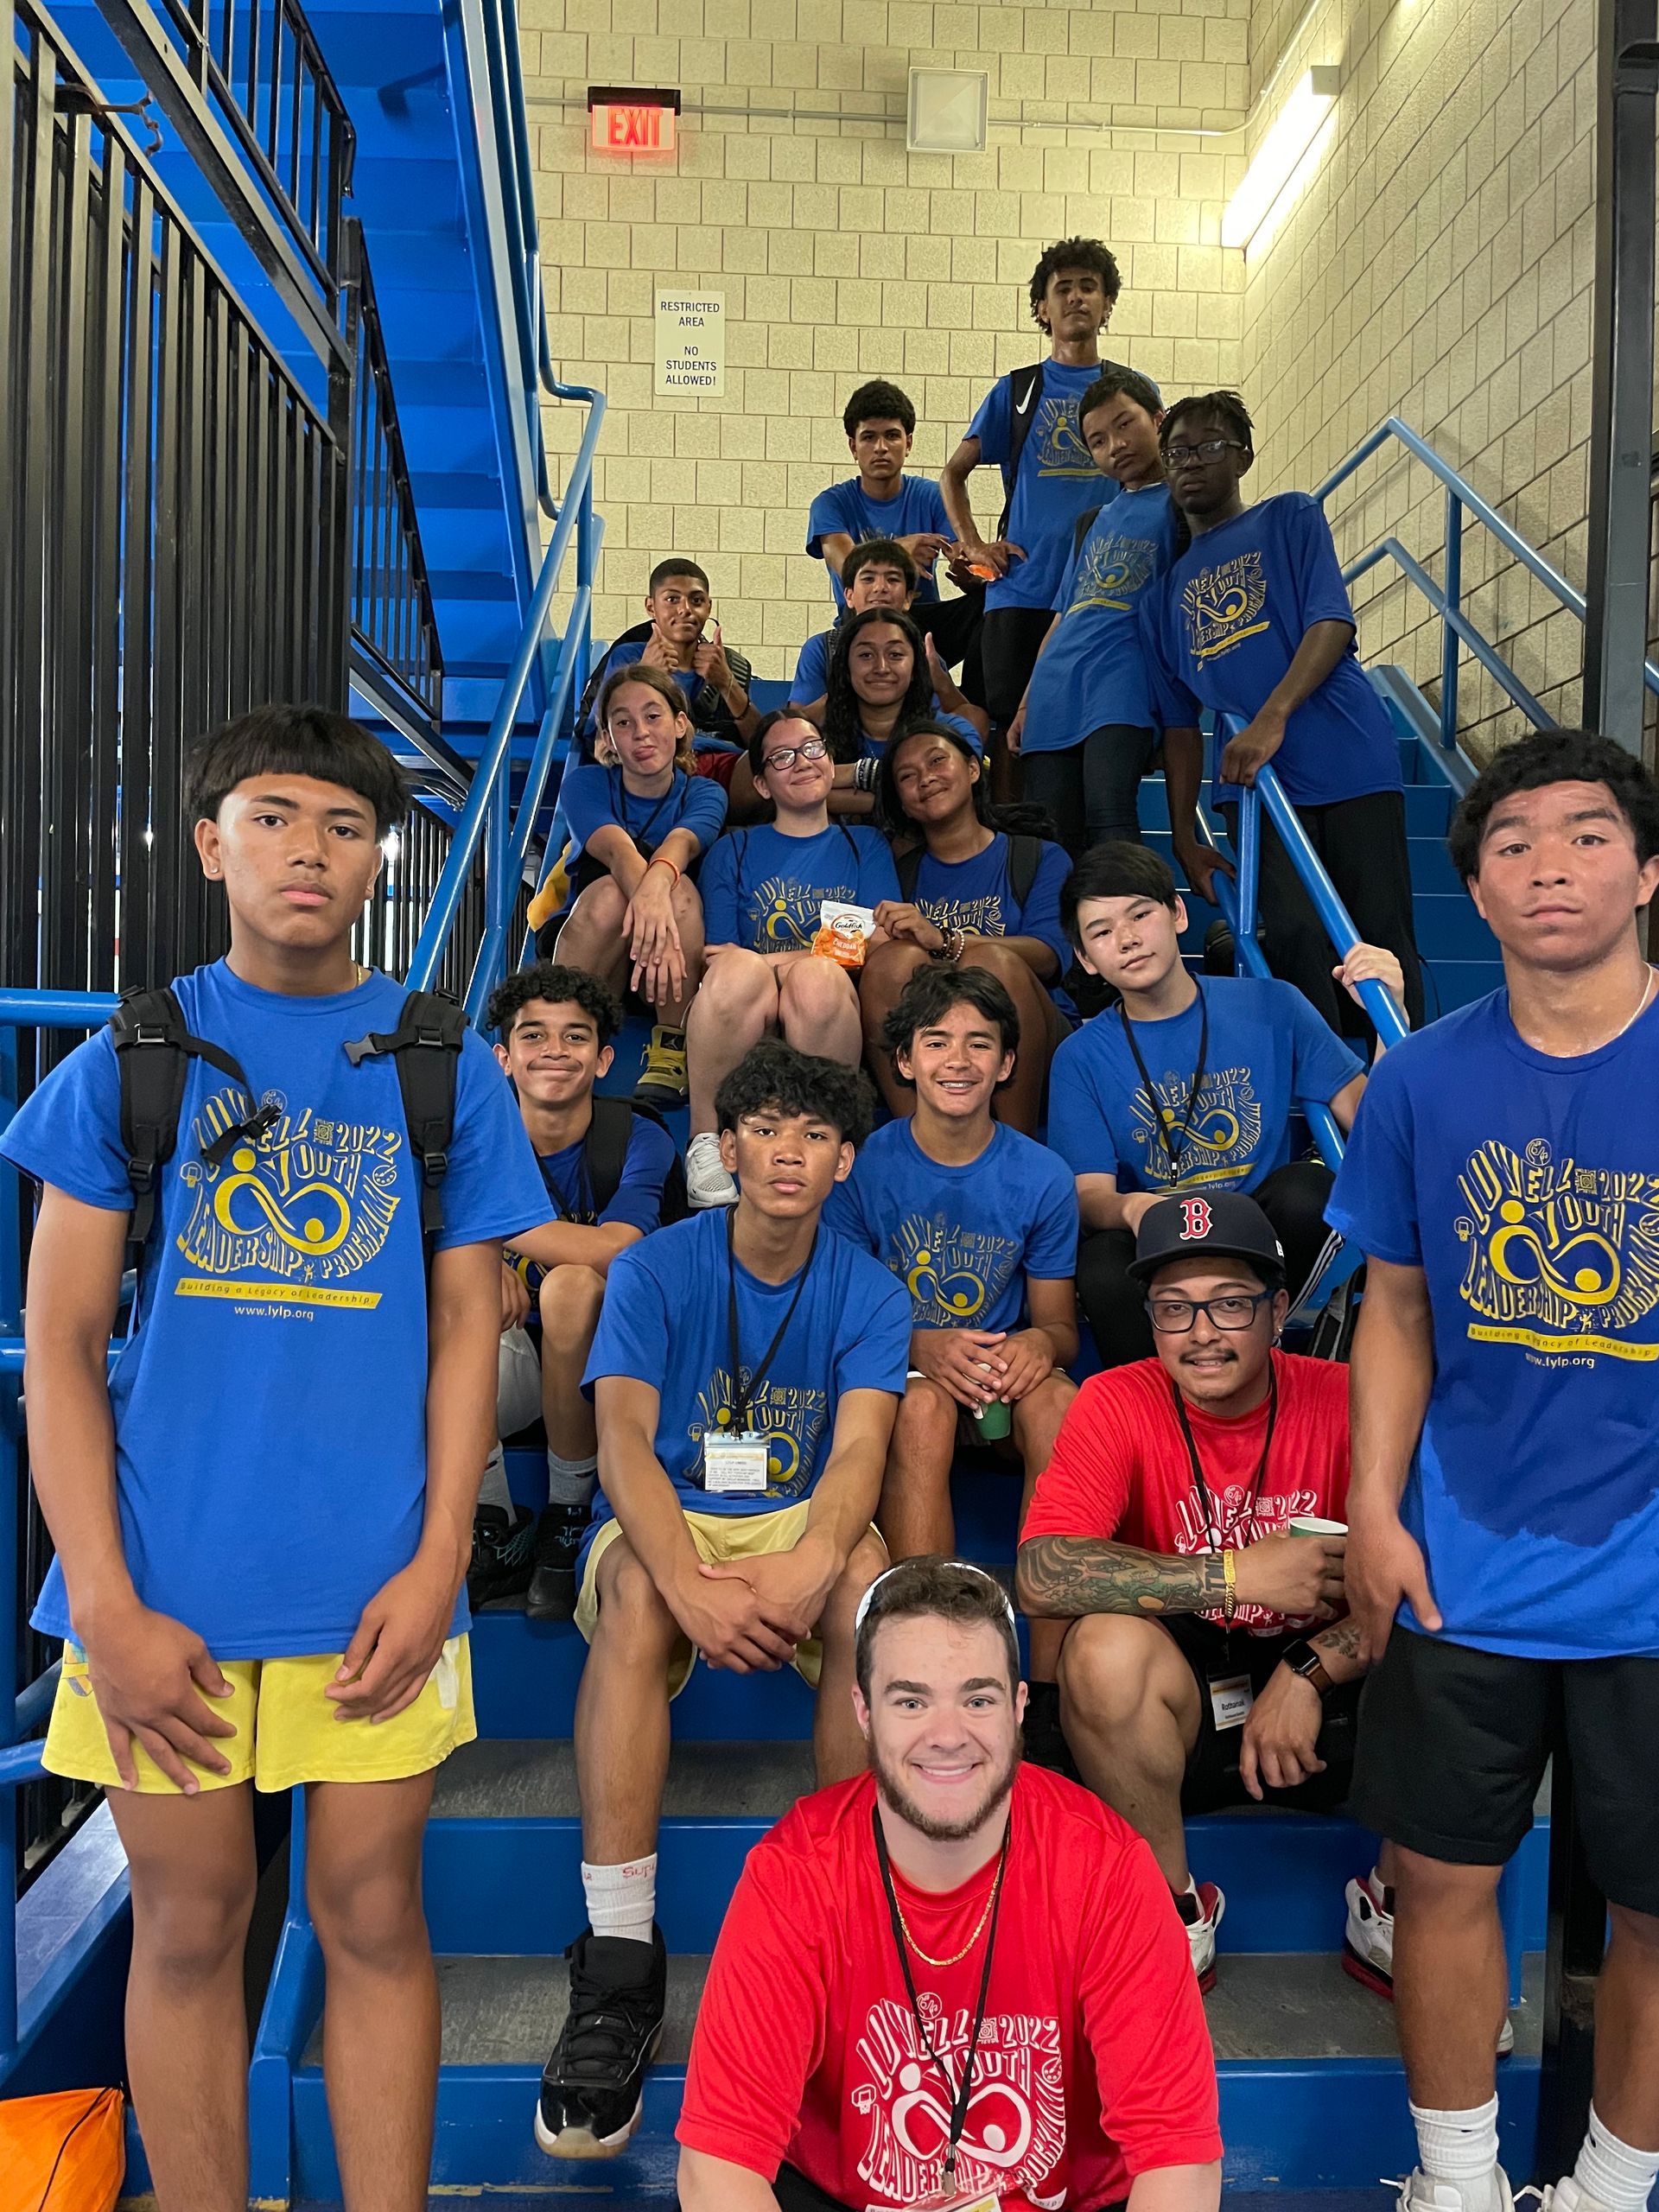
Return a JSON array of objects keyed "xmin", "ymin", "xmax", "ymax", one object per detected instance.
[
  {"xmin": 851, "ymin": 709, "xmax": 981, "ymax": 762},
  {"xmin": 0, "ymin": 964, "xmax": 551, "ymax": 1658},
  {"xmin": 825, "ymin": 1120, "xmax": 1078, "ymax": 1334},
  {"xmin": 559, "ymin": 764, "xmax": 727, "ymax": 871},
  {"xmin": 1021, "ymin": 485, "xmax": 1180, "ymax": 751},
  {"xmin": 791, "ymin": 628, "xmax": 836, "ymax": 704},
  {"xmin": 699, "ymin": 823, "xmax": 901, "ymax": 951},
  {"xmin": 1140, "ymin": 492, "xmax": 1403, "ymax": 809},
  {"xmin": 575, "ymin": 643, "xmax": 741, "ymax": 753},
  {"xmin": 538, "ymin": 1111, "xmax": 677, "ymax": 1236},
  {"xmin": 583, "ymin": 1210, "xmax": 912, "ymax": 1520},
  {"xmin": 1048, "ymin": 976, "xmax": 1363, "ymax": 1194},
  {"xmin": 967, "ymin": 361, "xmax": 1128, "ymax": 613},
  {"xmin": 908, "ymin": 833, "xmax": 1073, "ymax": 977},
  {"xmin": 1326, "ymin": 990, "xmax": 1659, "ymax": 1660},
  {"xmin": 806, "ymin": 476, "xmax": 950, "ymax": 608}
]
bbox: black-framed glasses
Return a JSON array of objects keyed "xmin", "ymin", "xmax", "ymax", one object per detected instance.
[
  {"xmin": 1163, "ymin": 437, "xmax": 1248, "ymax": 467},
  {"xmin": 1144, "ymin": 1290, "xmax": 1273, "ymax": 1333},
  {"xmin": 761, "ymin": 739, "xmax": 830, "ymax": 771}
]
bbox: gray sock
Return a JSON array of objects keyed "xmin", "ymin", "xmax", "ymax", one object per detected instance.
[
  {"xmin": 477, "ymin": 1442, "xmax": 512, "ymax": 1513},
  {"xmin": 546, "ymin": 1450, "xmax": 597, "ymax": 1509}
]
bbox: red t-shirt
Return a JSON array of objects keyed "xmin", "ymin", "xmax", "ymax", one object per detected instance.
[
  {"xmin": 677, "ymin": 1766, "xmax": 1220, "ymax": 2209},
  {"xmin": 1021, "ymin": 1351, "xmax": 1351, "ymax": 1634}
]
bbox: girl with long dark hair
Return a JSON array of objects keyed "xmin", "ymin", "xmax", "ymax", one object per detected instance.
[{"xmin": 822, "ymin": 610, "xmax": 985, "ymax": 808}]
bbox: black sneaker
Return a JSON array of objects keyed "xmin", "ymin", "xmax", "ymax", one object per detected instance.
[
  {"xmin": 535, "ymin": 1926, "xmax": 667, "ymax": 2158},
  {"xmin": 467, "ymin": 1503, "xmax": 536, "ymax": 1608},
  {"xmin": 525, "ymin": 1498, "xmax": 589, "ymax": 1623},
  {"xmin": 1021, "ymin": 1679, "xmax": 1079, "ymax": 1781}
]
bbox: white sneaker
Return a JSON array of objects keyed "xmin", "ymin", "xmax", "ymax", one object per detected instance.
[
  {"xmin": 684, "ymin": 1131, "xmax": 737, "ymax": 1210},
  {"xmin": 1179, "ymin": 1879, "xmax": 1224, "ymax": 1993},
  {"xmin": 1345, "ymin": 1872, "xmax": 1514, "ymax": 2056},
  {"xmin": 1391, "ymin": 2171, "xmax": 1516, "ymax": 2212},
  {"xmin": 1519, "ymin": 2181, "xmax": 1617, "ymax": 2212}
]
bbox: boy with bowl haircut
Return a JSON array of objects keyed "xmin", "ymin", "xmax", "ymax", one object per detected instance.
[
  {"xmin": 0, "ymin": 705, "xmax": 551, "ymax": 2212},
  {"xmin": 471, "ymin": 961, "xmax": 679, "ymax": 1621},
  {"xmin": 537, "ymin": 1041, "xmax": 911, "ymax": 2165}
]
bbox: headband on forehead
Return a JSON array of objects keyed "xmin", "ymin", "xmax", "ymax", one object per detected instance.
[{"xmin": 853, "ymin": 1560, "xmax": 1018, "ymax": 1637}]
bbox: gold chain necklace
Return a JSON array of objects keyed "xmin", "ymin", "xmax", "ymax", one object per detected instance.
[{"xmin": 893, "ymin": 1871, "xmax": 1001, "ymax": 1969}]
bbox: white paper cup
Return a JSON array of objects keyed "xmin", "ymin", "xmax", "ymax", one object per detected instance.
[{"xmin": 1288, "ymin": 1515, "xmax": 1348, "ymax": 1537}]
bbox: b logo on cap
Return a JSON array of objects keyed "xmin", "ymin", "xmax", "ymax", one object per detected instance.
[{"xmin": 1179, "ymin": 1198, "xmax": 1212, "ymax": 1241}]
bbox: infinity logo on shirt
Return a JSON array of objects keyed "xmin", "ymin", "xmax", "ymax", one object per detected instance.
[
  {"xmin": 1183, "ymin": 550, "xmax": 1270, "ymax": 661},
  {"xmin": 893, "ymin": 1215, "xmax": 1022, "ymax": 1326}
]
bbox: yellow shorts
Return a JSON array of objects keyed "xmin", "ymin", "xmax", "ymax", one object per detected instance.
[
  {"xmin": 575, "ymin": 1505, "xmax": 885, "ymax": 1700},
  {"xmin": 43, "ymin": 1636, "xmax": 476, "ymax": 1796}
]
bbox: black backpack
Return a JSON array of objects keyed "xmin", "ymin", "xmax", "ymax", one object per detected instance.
[
  {"xmin": 576, "ymin": 1095, "xmax": 690, "ymax": 1228},
  {"xmin": 574, "ymin": 622, "xmax": 755, "ymax": 742},
  {"xmin": 995, "ymin": 362, "xmax": 1046, "ymax": 541},
  {"xmin": 896, "ymin": 833, "xmax": 1042, "ymax": 914},
  {"xmin": 111, "ymin": 982, "xmax": 468, "ymax": 1279}
]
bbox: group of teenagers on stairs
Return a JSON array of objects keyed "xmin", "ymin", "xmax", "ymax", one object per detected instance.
[{"xmin": 0, "ymin": 237, "xmax": 1655, "ymax": 2212}]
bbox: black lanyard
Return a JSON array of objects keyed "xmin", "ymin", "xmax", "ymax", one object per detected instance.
[
  {"xmin": 610, "ymin": 766, "xmax": 678, "ymax": 854},
  {"xmin": 873, "ymin": 1807, "xmax": 1009, "ymax": 2193},
  {"xmin": 1118, "ymin": 983, "xmax": 1210, "ymax": 1187},
  {"xmin": 726, "ymin": 1211, "xmax": 818, "ymax": 1432},
  {"xmin": 542, "ymin": 1155, "xmax": 594, "ymax": 1227},
  {"xmin": 1170, "ymin": 1358, "xmax": 1279, "ymax": 1554}
]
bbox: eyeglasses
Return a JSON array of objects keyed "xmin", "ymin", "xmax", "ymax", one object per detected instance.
[
  {"xmin": 1163, "ymin": 437, "xmax": 1248, "ymax": 467},
  {"xmin": 1144, "ymin": 1290, "xmax": 1274, "ymax": 1333},
  {"xmin": 761, "ymin": 739, "xmax": 830, "ymax": 771}
]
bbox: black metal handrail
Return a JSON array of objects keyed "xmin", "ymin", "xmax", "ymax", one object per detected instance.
[{"xmin": 340, "ymin": 219, "xmax": 442, "ymax": 728}]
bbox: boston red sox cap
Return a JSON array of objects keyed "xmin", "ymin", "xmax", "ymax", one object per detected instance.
[{"xmin": 1127, "ymin": 1190, "xmax": 1286, "ymax": 1286}]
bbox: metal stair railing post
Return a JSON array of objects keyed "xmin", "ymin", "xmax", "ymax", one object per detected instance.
[{"xmin": 404, "ymin": 387, "xmax": 606, "ymax": 999}]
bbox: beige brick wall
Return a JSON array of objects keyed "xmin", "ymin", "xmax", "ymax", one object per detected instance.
[
  {"xmin": 525, "ymin": 0, "xmax": 1249, "ymax": 677},
  {"xmin": 1238, "ymin": 0, "xmax": 1595, "ymax": 762}
]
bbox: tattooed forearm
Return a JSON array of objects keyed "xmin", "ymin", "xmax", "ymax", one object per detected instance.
[
  {"xmin": 1015, "ymin": 1535, "xmax": 1229, "ymax": 1619},
  {"xmin": 1310, "ymin": 1613, "xmax": 1367, "ymax": 1681}
]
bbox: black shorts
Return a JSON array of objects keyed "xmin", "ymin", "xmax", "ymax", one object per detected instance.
[
  {"xmin": 1160, "ymin": 1615, "xmax": 1360, "ymax": 1817},
  {"xmin": 1351, "ymin": 1626, "xmax": 1659, "ymax": 1914}
]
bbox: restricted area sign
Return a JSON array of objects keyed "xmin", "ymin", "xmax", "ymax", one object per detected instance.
[{"xmin": 654, "ymin": 289, "xmax": 725, "ymax": 397}]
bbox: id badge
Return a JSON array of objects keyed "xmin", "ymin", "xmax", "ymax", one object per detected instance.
[
  {"xmin": 701, "ymin": 1431, "xmax": 770, "ymax": 1495},
  {"xmin": 906, "ymin": 2190, "xmax": 998, "ymax": 2211},
  {"xmin": 1208, "ymin": 1671, "xmax": 1254, "ymax": 1732}
]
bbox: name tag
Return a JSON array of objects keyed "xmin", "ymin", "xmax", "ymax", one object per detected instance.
[
  {"xmin": 1208, "ymin": 1672, "xmax": 1255, "ymax": 1732},
  {"xmin": 906, "ymin": 2190, "xmax": 999, "ymax": 2212},
  {"xmin": 701, "ymin": 1432, "xmax": 771, "ymax": 1495}
]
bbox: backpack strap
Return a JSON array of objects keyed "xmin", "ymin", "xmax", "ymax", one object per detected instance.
[
  {"xmin": 995, "ymin": 362, "xmax": 1046, "ymax": 540},
  {"xmin": 1071, "ymin": 503, "xmax": 1103, "ymax": 563},
  {"xmin": 345, "ymin": 988, "xmax": 467, "ymax": 1266},
  {"xmin": 580, "ymin": 1095, "xmax": 637, "ymax": 1224},
  {"xmin": 1005, "ymin": 833, "xmax": 1041, "ymax": 911},
  {"xmin": 895, "ymin": 844, "xmax": 922, "ymax": 900},
  {"xmin": 110, "ymin": 985, "xmax": 267, "ymax": 1274}
]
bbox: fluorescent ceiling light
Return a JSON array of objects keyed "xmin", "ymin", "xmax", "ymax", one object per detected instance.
[{"xmin": 1222, "ymin": 65, "xmax": 1341, "ymax": 251}]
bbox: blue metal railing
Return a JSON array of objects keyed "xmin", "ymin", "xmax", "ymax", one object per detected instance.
[{"xmin": 1316, "ymin": 415, "xmax": 1659, "ymax": 759}]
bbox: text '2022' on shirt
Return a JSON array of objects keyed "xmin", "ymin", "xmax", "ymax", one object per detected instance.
[
  {"xmin": 583, "ymin": 1209, "xmax": 912, "ymax": 1522},
  {"xmin": 1140, "ymin": 492, "xmax": 1403, "ymax": 809},
  {"xmin": 677, "ymin": 1765, "xmax": 1221, "ymax": 2210},
  {"xmin": 806, "ymin": 475, "xmax": 951, "ymax": 609},
  {"xmin": 0, "ymin": 963, "xmax": 551, "ymax": 1658},
  {"xmin": 968, "ymin": 362, "xmax": 1127, "ymax": 613},
  {"xmin": 698, "ymin": 823, "xmax": 901, "ymax": 952},
  {"xmin": 1328, "ymin": 991, "xmax": 1659, "ymax": 1659},
  {"xmin": 1048, "ymin": 976, "xmax": 1362, "ymax": 1194},
  {"xmin": 1025, "ymin": 1352, "xmax": 1351, "ymax": 1633},
  {"xmin": 826, "ymin": 1120, "xmax": 1078, "ymax": 1334},
  {"xmin": 908, "ymin": 832, "xmax": 1074, "ymax": 979},
  {"xmin": 1022, "ymin": 483, "xmax": 1180, "ymax": 752}
]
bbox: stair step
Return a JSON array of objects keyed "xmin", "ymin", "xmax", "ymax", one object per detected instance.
[
  {"xmin": 431, "ymin": 1735, "xmax": 814, "ymax": 1820},
  {"xmin": 1139, "ymin": 776, "xmax": 1453, "ymax": 839}
]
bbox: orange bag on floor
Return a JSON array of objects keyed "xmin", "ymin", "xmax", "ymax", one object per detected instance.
[{"xmin": 0, "ymin": 2086, "xmax": 124, "ymax": 2211}]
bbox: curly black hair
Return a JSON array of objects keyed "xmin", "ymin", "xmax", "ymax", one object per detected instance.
[
  {"xmin": 1061, "ymin": 841, "xmax": 1179, "ymax": 950},
  {"xmin": 183, "ymin": 704, "xmax": 410, "ymax": 837},
  {"xmin": 880, "ymin": 963, "xmax": 1021, "ymax": 1081},
  {"xmin": 823, "ymin": 608, "xmax": 933, "ymax": 761},
  {"xmin": 486, "ymin": 961, "xmax": 622, "ymax": 1045},
  {"xmin": 1028, "ymin": 238, "xmax": 1122, "ymax": 327},
  {"xmin": 842, "ymin": 379, "xmax": 916, "ymax": 439},
  {"xmin": 1447, "ymin": 728, "xmax": 1659, "ymax": 882},
  {"xmin": 1159, "ymin": 390, "xmax": 1255, "ymax": 454},
  {"xmin": 714, "ymin": 1039, "xmax": 874, "ymax": 1148},
  {"xmin": 876, "ymin": 718, "xmax": 1058, "ymax": 845}
]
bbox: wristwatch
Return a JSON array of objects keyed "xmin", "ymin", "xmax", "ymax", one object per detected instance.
[{"xmin": 1278, "ymin": 1638, "xmax": 1333, "ymax": 1697}]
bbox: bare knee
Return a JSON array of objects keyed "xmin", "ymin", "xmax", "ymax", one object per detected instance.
[
  {"xmin": 779, "ymin": 957, "xmax": 857, "ymax": 1040},
  {"xmin": 861, "ymin": 938, "xmax": 928, "ymax": 1007},
  {"xmin": 1607, "ymin": 1902, "xmax": 1659, "ymax": 1958},
  {"xmin": 566, "ymin": 876, "xmax": 626, "ymax": 938},
  {"xmin": 890, "ymin": 1377, "xmax": 958, "ymax": 1487},
  {"xmin": 1391, "ymin": 1847, "xmax": 1505, "ymax": 1915},
  {"xmin": 539, "ymin": 1263, "xmax": 606, "ymax": 1349},
  {"xmin": 131, "ymin": 1859, "xmax": 257, "ymax": 1984},
  {"xmin": 309, "ymin": 1855, "xmax": 428, "ymax": 1973},
  {"xmin": 694, "ymin": 948, "xmax": 775, "ymax": 1024},
  {"xmin": 592, "ymin": 1544, "xmax": 681, "ymax": 1661},
  {"xmin": 1058, "ymin": 1613, "xmax": 1189, "ymax": 1732},
  {"xmin": 819, "ymin": 1529, "xmax": 889, "ymax": 1648}
]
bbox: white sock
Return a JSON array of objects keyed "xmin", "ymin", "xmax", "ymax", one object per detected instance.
[
  {"xmin": 477, "ymin": 1442, "xmax": 512, "ymax": 1513},
  {"xmin": 582, "ymin": 1855, "xmax": 657, "ymax": 1946},
  {"xmin": 546, "ymin": 1450, "xmax": 597, "ymax": 1509},
  {"xmin": 1572, "ymin": 2107, "xmax": 1659, "ymax": 2212},
  {"xmin": 1410, "ymin": 2097, "xmax": 1501, "ymax": 2211}
]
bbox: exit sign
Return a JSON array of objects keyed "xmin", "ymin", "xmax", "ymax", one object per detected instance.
[{"xmin": 588, "ymin": 86, "xmax": 680, "ymax": 154}]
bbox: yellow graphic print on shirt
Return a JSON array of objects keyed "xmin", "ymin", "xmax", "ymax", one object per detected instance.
[
  {"xmin": 753, "ymin": 875, "xmax": 855, "ymax": 952},
  {"xmin": 1066, "ymin": 527, "xmax": 1159, "ymax": 615},
  {"xmin": 1033, "ymin": 396, "xmax": 1097, "ymax": 480},
  {"xmin": 1183, "ymin": 549, "xmax": 1270, "ymax": 662},
  {"xmin": 1455, "ymin": 1138, "xmax": 1659, "ymax": 1363},
  {"xmin": 893, "ymin": 1215, "xmax": 1023, "ymax": 1326},
  {"xmin": 918, "ymin": 891, "xmax": 1007, "ymax": 942},
  {"xmin": 173, "ymin": 1085, "xmax": 401, "ymax": 1311},
  {"xmin": 1131, "ymin": 1063, "xmax": 1262, "ymax": 1189},
  {"xmin": 692, "ymin": 1372, "xmax": 829, "ymax": 1496}
]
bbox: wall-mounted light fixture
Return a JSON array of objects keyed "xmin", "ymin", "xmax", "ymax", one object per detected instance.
[
  {"xmin": 1222, "ymin": 65, "xmax": 1341, "ymax": 251},
  {"xmin": 906, "ymin": 67, "xmax": 989, "ymax": 155}
]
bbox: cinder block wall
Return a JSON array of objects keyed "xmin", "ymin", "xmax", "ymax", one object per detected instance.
[{"xmin": 526, "ymin": 0, "xmax": 1249, "ymax": 678}]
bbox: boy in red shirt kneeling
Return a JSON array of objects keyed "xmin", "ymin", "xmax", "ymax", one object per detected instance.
[{"xmin": 677, "ymin": 1557, "xmax": 1222, "ymax": 2212}]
